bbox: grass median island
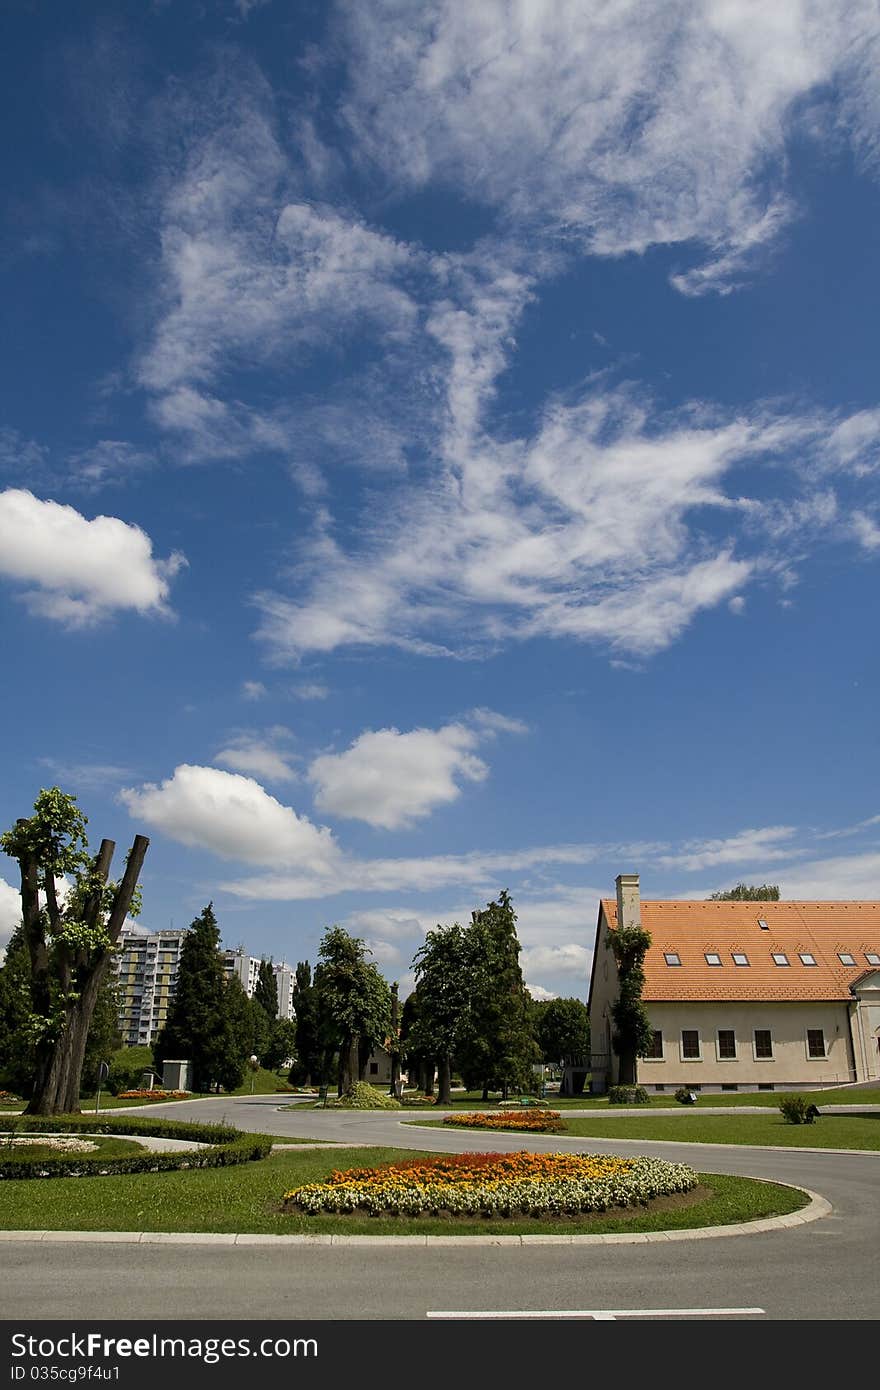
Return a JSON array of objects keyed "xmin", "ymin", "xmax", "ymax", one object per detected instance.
[
  {"xmin": 0, "ymin": 1114, "xmax": 272, "ymax": 1179},
  {"xmin": 408, "ymin": 1110, "xmax": 880, "ymax": 1150},
  {"xmin": 0, "ymin": 1139, "xmax": 810, "ymax": 1237}
]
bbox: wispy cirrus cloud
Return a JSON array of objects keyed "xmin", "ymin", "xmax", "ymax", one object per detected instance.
[
  {"xmin": 657, "ymin": 825, "xmax": 800, "ymax": 873},
  {"xmin": 338, "ymin": 0, "xmax": 880, "ymax": 288}
]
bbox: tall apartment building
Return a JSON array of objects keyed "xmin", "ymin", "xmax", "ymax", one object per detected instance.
[
  {"xmin": 223, "ymin": 949, "xmax": 295, "ymax": 1020},
  {"xmin": 113, "ymin": 928, "xmax": 188, "ymax": 1047}
]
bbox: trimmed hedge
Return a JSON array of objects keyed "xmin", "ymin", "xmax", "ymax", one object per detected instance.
[
  {"xmin": 608, "ymin": 1085, "xmax": 650, "ymax": 1105},
  {"xmin": 0, "ymin": 1115, "xmax": 272, "ymax": 1180}
]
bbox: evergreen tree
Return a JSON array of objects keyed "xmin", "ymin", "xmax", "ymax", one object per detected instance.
[
  {"xmin": 254, "ymin": 959, "xmax": 278, "ymax": 1020},
  {"xmin": 153, "ymin": 903, "xmax": 242, "ymax": 1092},
  {"xmin": 289, "ymin": 961, "xmax": 323, "ymax": 1085},
  {"xmin": 0, "ymin": 925, "xmax": 36, "ymax": 1096}
]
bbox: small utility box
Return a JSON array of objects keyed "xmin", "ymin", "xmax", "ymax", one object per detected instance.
[{"xmin": 162, "ymin": 1060, "xmax": 192, "ymax": 1092}]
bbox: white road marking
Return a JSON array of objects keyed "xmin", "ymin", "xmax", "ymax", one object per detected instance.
[{"xmin": 427, "ymin": 1307, "xmax": 765, "ymax": 1320}]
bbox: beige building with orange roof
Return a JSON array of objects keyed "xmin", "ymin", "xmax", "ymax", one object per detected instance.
[{"xmin": 587, "ymin": 874, "xmax": 880, "ymax": 1093}]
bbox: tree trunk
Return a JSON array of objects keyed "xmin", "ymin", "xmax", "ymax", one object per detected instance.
[
  {"xmin": 617, "ymin": 1052, "xmax": 637, "ymax": 1086},
  {"xmin": 25, "ymin": 835, "xmax": 148, "ymax": 1116},
  {"xmin": 436, "ymin": 1054, "xmax": 452, "ymax": 1105}
]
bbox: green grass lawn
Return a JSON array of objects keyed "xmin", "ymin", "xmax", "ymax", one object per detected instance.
[
  {"xmin": 438, "ymin": 1086, "xmax": 880, "ymax": 1109},
  {"xmin": 407, "ymin": 1112, "xmax": 880, "ymax": 1150},
  {"xmin": 0, "ymin": 1144, "xmax": 808, "ymax": 1236}
]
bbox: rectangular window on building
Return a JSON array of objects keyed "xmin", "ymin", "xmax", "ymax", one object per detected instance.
[
  {"xmin": 754, "ymin": 1029, "xmax": 773, "ymax": 1059},
  {"xmin": 798, "ymin": 953, "xmax": 817, "ymax": 966},
  {"xmin": 704, "ymin": 952, "xmax": 722, "ymax": 966},
  {"xmin": 717, "ymin": 1029, "xmax": 736, "ymax": 1060},
  {"xmin": 865, "ymin": 953, "xmax": 880, "ymax": 966},
  {"xmin": 771, "ymin": 952, "xmax": 790, "ymax": 966},
  {"xmin": 649, "ymin": 1030, "xmax": 663, "ymax": 1059},
  {"xmin": 664, "ymin": 952, "xmax": 682, "ymax": 966},
  {"xmin": 732, "ymin": 952, "xmax": 750, "ymax": 966},
  {"xmin": 681, "ymin": 1029, "xmax": 701, "ymax": 1060},
  {"xmin": 807, "ymin": 1029, "xmax": 826, "ymax": 1059},
  {"xmin": 837, "ymin": 953, "xmax": 856, "ymax": 966},
  {"xmin": 369, "ymin": 1062, "xmax": 379, "ymax": 1075}
]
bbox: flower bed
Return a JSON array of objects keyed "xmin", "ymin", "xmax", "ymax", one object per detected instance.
[
  {"xmin": 115, "ymin": 1089, "xmax": 190, "ymax": 1099},
  {"xmin": 0, "ymin": 1092, "xmax": 21, "ymax": 1102},
  {"xmin": 444, "ymin": 1109, "xmax": 566, "ymax": 1133},
  {"xmin": 283, "ymin": 1150, "xmax": 698, "ymax": 1217}
]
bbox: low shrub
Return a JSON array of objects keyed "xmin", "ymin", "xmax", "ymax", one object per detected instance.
[
  {"xmin": 608, "ymin": 1085, "xmax": 650, "ymax": 1105},
  {"xmin": 400, "ymin": 1094, "xmax": 437, "ymax": 1106},
  {"xmin": 325, "ymin": 1082, "xmax": 401, "ymax": 1110},
  {"xmin": 0, "ymin": 1092, "xmax": 21, "ymax": 1102},
  {"xmin": 779, "ymin": 1096, "xmax": 819, "ymax": 1125},
  {"xmin": 0, "ymin": 1114, "xmax": 272, "ymax": 1180},
  {"xmin": 675, "ymin": 1087, "xmax": 698, "ymax": 1105}
]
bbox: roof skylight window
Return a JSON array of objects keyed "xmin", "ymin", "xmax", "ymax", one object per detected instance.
[
  {"xmin": 664, "ymin": 952, "xmax": 682, "ymax": 966},
  {"xmin": 704, "ymin": 953, "xmax": 722, "ymax": 966},
  {"xmin": 837, "ymin": 952, "xmax": 856, "ymax": 966},
  {"xmin": 798, "ymin": 953, "xmax": 817, "ymax": 966},
  {"xmin": 732, "ymin": 953, "xmax": 750, "ymax": 966},
  {"xmin": 771, "ymin": 952, "xmax": 790, "ymax": 966},
  {"xmin": 865, "ymin": 953, "xmax": 880, "ymax": 966},
  {"xmin": 757, "ymin": 919, "xmax": 770, "ymax": 930}
]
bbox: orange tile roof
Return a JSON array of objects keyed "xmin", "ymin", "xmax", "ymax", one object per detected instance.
[{"xmin": 600, "ymin": 899, "xmax": 880, "ymax": 1002}]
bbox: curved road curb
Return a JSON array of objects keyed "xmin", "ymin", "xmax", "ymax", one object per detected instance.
[{"xmin": 0, "ymin": 1183, "xmax": 829, "ymax": 1246}]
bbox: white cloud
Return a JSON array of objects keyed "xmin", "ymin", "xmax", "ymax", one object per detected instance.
[
  {"xmin": 775, "ymin": 850, "xmax": 880, "ymax": 899},
  {"xmin": 241, "ymin": 681, "xmax": 268, "ymax": 701},
  {"xmin": 291, "ymin": 683, "xmax": 329, "ymax": 701},
  {"xmin": 0, "ymin": 878, "xmax": 21, "ymax": 953},
  {"xmin": 656, "ymin": 825, "xmax": 800, "ymax": 872},
  {"xmin": 340, "ymin": 1, "xmax": 878, "ymax": 287},
  {"xmin": 120, "ymin": 764, "xmax": 339, "ymax": 870},
  {"xmin": 221, "ymin": 841, "xmax": 597, "ymax": 901},
  {"xmin": 852, "ymin": 511, "xmax": 880, "ymax": 551},
  {"xmin": 214, "ymin": 734, "xmax": 298, "ymax": 784},
  {"xmin": 520, "ymin": 943, "xmax": 591, "ymax": 980},
  {"xmin": 525, "ymin": 983, "xmax": 557, "ymax": 1002},
  {"xmin": 309, "ymin": 722, "xmax": 489, "ymax": 828},
  {"xmin": 66, "ymin": 440, "xmax": 156, "ymax": 489},
  {"xmin": 0, "ymin": 489, "xmax": 185, "ymax": 627}
]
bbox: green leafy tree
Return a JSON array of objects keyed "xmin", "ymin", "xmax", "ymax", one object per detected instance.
[
  {"xmin": 456, "ymin": 892, "xmax": 539, "ymax": 1099},
  {"xmin": 153, "ymin": 903, "xmax": 244, "ymax": 1092},
  {"xmin": 262, "ymin": 1017, "xmax": 298, "ymax": 1072},
  {"xmin": 313, "ymin": 926, "xmax": 392, "ymax": 1094},
  {"xmin": 709, "ymin": 884, "xmax": 780, "ymax": 900},
  {"xmin": 399, "ymin": 988, "xmax": 433, "ymax": 1095},
  {"xmin": 1, "ymin": 788, "xmax": 148, "ymax": 1115},
  {"xmin": 411, "ymin": 923, "xmax": 471, "ymax": 1104},
  {"xmin": 608, "ymin": 922, "xmax": 654, "ymax": 1085},
  {"xmin": 533, "ymin": 996, "xmax": 590, "ymax": 1066}
]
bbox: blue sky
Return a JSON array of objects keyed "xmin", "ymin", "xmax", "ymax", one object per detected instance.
[{"xmin": 1, "ymin": 0, "xmax": 879, "ymax": 1002}]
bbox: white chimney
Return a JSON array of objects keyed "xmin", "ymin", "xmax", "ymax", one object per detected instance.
[{"xmin": 615, "ymin": 873, "xmax": 641, "ymax": 930}]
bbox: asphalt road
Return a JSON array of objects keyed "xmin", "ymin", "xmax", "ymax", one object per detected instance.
[{"xmin": 2, "ymin": 1096, "xmax": 878, "ymax": 1322}]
